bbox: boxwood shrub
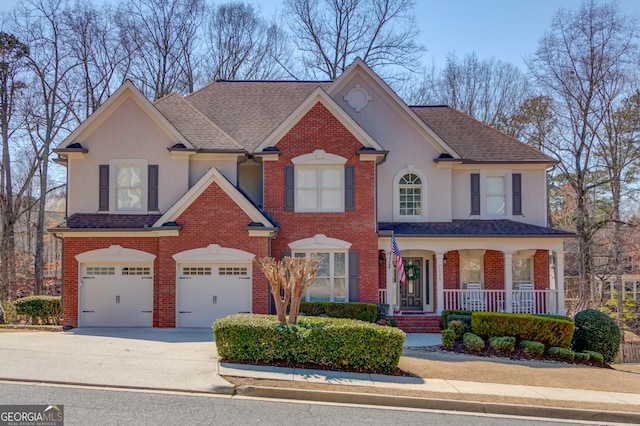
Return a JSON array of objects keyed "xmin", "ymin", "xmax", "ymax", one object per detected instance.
[
  {"xmin": 520, "ymin": 340, "xmax": 545, "ymax": 356},
  {"xmin": 548, "ymin": 346, "xmax": 575, "ymax": 361},
  {"xmin": 489, "ymin": 336, "xmax": 516, "ymax": 353},
  {"xmin": 213, "ymin": 314, "xmax": 405, "ymax": 372},
  {"xmin": 441, "ymin": 310, "xmax": 472, "ymax": 329},
  {"xmin": 571, "ymin": 309, "xmax": 620, "ymax": 364},
  {"xmin": 299, "ymin": 302, "xmax": 377, "ymax": 323},
  {"xmin": 447, "ymin": 319, "xmax": 467, "ymax": 340},
  {"xmin": 14, "ymin": 296, "xmax": 61, "ymax": 325},
  {"xmin": 463, "ymin": 332, "xmax": 485, "ymax": 352},
  {"xmin": 583, "ymin": 350, "xmax": 604, "ymax": 365},
  {"xmin": 471, "ymin": 312, "xmax": 573, "ymax": 348},
  {"xmin": 441, "ymin": 328, "xmax": 455, "ymax": 349}
]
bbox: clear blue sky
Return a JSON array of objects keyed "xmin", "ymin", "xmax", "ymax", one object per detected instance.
[{"xmin": 1, "ymin": 0, "xmax": 639, "ymax": 71}]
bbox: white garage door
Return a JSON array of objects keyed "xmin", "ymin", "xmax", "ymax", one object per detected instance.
[
  {"xmin": 79, "ymin": 264, "xmax": 153, "ymax": 327},
  {"xmin": 177, "ymin": 263, "xmax": 252, "ymax": 327}
]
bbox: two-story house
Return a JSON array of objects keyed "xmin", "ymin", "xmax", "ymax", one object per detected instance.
[{"xmin": 50, "ymin": 59, "xmax": 572, "ymax": 331}]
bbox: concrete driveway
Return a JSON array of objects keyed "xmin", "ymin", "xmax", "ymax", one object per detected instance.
[{"xmin": 0, "ymin": 328, "xmax": 233, "ymax": 393}]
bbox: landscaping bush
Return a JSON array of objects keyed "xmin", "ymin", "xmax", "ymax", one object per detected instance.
[
  {"xmin": 441, "ymin": 310, "xmax": 472, "ymax": 329},
  {"xmin": 583, "ymin": 350, "xmax": 604, "ymax": 365},
  {"xmin": 299, "ymin": 302, "xmax": 377, "ymax": 323},
  {"xmin": 447, "ymin": 314, "xmax": 472, "ymax": 330},
  {"xmin": 463, "ymin": 332, "xmax": 485, "ymax": 352},
  {"xmin": 213, "ymin": 314, "xmax": 405, "ymax": 372},
  {"xmin": 375, "ymin": 303, "xmax": 398, "ymax": 327},
  {"xmin": 441, "ymin": 328, "xmax": 455, "ymax": 349},
  {"xmin": 447, "ymin": 319, "xmax": 466, "ymax": 340},
  {"xmin": 489, "ymin": 336, "xmax": 516, "ymax": 353},
  {"xmin": 519, "ymin": 340, "xmax": 545, "ymax": 357},
  {"xmin": 471, "ymin": 312, "xmax": 574, "ymax": 348},
  {"xmin": 574, "ymin": 352, "xmax": 590, "ymax": 362},
  {"xmin": 548, "ymin": 346, "xmax": 575, "ymax": 361},
  {"xmin": 571, "ymin": 309, "xmax": 620, "ymax": 364},
  {"xmin": 14, "ymin": 296, "xmax": 61, "ymax": 325}
]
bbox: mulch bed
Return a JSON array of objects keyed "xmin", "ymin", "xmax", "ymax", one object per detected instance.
[
  {"xmin": 220, "ymin": 358, "xmax": 417, "ymax": 377},
  {"xmin": 444, "ymin": 340, "xmax": 611, "ymax": 369}
]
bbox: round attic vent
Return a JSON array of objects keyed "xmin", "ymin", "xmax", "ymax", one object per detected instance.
[{"xmin": 344, "ymin": 84, "xmax": 371, "ymax": 112}]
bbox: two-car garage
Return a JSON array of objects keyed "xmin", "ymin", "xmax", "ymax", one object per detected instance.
[{"xmin": 76, "ymin": 245, "xmax": 254, "ymax": 328}]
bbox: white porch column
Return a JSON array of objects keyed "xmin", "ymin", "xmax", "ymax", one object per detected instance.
[
  {"xmin": 556, "ymin": 251, "xmax": 566, "ymax": 315},
  {"xmin": 504, "ymin": 252, "xmax": 513, "ymax": 313},
  {"xmin": 436, "ymin": 252, "xmax": 445, "ymax": 314},
  {"xmin": 385, "ymin": 250, "xmax": 394, "ymax": 315}
]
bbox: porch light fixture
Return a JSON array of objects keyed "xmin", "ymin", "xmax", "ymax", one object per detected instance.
[{"xmin": 443, "ymin": 255, "xmax": 448, "ymax": 265}]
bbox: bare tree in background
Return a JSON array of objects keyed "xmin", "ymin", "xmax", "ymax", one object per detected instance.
[
  {"xmin": 62, "ymin": 1, "xmax": 129, "ymax": 121},
  {"xmin": 0, "ymin": 32, "xmax": 30, "ymax": 313},
  {"xmin": 204, "ymin": 2, "xmax": 294, "ymax": 80},
  {"xmin": 528, "ymin": 0, "xmax": 639, "ymax": 310},
  {"xmin": 415, "ymin": 52, "xmax": 530, "ymax": 127},
  {"xmin": 115, "ymin": 0, "xmax": 205, "ymax": 100},
  {"xmin": 284, "ymin": 0, "xmax": 423, "ymax": 81},
  {"xmin": 11, "ymin": 0, "xmax": 78, "ymax": 295}
]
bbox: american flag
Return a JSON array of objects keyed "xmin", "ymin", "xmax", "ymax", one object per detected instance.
[{"xmin": 392, "ymin": 233, "xmax": 406, "ymax": 285}]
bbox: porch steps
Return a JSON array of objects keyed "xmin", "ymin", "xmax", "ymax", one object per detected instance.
[{"xmin": 393, "ymin": 315, "xmax": 441, "ymax": 333}]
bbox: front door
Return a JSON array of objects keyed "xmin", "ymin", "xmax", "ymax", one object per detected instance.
[{"xmin": 400, "ymin": 257, "xmax": 424, "ymax": 311}]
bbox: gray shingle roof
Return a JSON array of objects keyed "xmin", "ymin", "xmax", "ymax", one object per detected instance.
[
  {"xmin": 58, "ymin": 214, "xmax": 164, "ymax": 229},
  {"xmin": 411, "ymin": 106, "xmax": 555, "ymax": 163},
  {"xmin": 184, "ymin": 80, "xmax": 332, "ymax": 151},
  {"xmin": 379, "ymin": 220, "xmax": 574, "ymax": 237}
]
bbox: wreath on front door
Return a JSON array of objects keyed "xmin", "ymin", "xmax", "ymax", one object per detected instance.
[{"xmin": 405, "ymin": 263, "xmax": 420, "ymax": 281}]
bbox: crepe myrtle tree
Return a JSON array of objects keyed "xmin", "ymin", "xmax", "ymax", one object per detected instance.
[{"xmin": 256, "ymin": 255, "xmax": 323, "ymax": 324}]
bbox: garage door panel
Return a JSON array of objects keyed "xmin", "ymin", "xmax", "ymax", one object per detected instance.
[
  {"xmin": 79, "ymin": 264, "xmax": 153, "ymax": 327},
  {"xmin": 178, "ymin": 263, "xmax": 251, "ymax": 327}
]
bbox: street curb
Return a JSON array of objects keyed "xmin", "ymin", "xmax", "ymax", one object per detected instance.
[
  {"xmin": 0, "ymin": 377, "xmax": 236, "ymax": 396},
  {"xmin": 235, "ymin": 385, "xmax": 640, "ymax": 424}
]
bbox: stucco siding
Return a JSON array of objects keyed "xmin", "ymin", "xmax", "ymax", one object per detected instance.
[{"xmin": 67, "ymin": 97, "xmax": 188, "ymax": 215}]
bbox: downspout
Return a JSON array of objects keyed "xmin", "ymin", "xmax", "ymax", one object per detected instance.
[{"xmin": 53, "ymin": 232, "xmax": 64, "ymax": 327}]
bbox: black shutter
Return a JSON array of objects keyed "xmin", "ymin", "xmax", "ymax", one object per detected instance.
[
  {"xmin": 512, "ymin": 173, "xmax": 522, "ymax": 215},
  {"xmin": 284, "ymin": 165, "xmax": 294, "ymax": 211},
  {"xmin": 470, "ymin": 173, "xmax": 480, "ymax": 215},
  {"xmin": 148, "ymin": 165, "xmax": 159, "ymax": 211},
  {"xmin": 348, "ymin": 251, "xmax": 359, "ymax": 302},
  {"xmin": 98, "ymin": 165, "xmax": 109, "ymax": 211},
  {"xmin": 345, "ymin": 165, "xmax": 355, "ymax": 211}
]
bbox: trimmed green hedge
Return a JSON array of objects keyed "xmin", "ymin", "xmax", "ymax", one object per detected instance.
[
  {"xmin": 14, "ymin": 296, "xmax": 61, "ymax": 325},
  {"xmin": 441, "ymin": 310, "xmax": 472, "ymax": 329},
  {"xmin": 441, "ymin": 328, "xmax": 455, "ymax": 349},
  {"xmin": 520, "ymin": 340, "xmax": 545, "ymax": 356},
  {"xmin": 471, "ymin": 312, "xmax": 574, "ymax": 348},
  {"xmin": 548, "ymin": 346, "xmax": 575, "ymax": 361},
  {"xmin": 489, "ymin": 336, "xmax": 516, "ymax": 353},
  {"xmin": 572, "ymin": 309, "xmax": 620, "ymax": 364},
  {"xmin": 463, "ymin": 332, "xmax": 485, "ymax": 352},
  {"xmin": 298, "ymin": 302, "xmax": 377, "ymax": 323},
  {"xmin": 213, "ymin": 314, "xmax": 405, "ymax": 372}
]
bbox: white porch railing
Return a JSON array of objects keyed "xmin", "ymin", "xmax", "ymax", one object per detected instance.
[
  {"xmin": 378, "ymin": 288, "xmax": 387, "ymax": 305},
  {"xmin": 443, "ymin": 289, "xmax": 559, "ymax": 314}
]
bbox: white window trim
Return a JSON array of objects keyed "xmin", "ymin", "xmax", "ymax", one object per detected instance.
[
  {"xmin": 290, "ymin": 235, "xmax": 351, "ymax": 303},
  {"xmin": 393, "ymin": 166, "xmax": 427, "ymax": 222},
  {"xmin": 109, "ymin": 159, "xmax": 148, "ymax": 214},
  {"xmin": 294, "ymin": 164, "xmax": 345, "ymax": 212},
  {"xmin": 459, "ymin": 249, "xmax": 485, "ymax": 288},
  {"xmin": 293, "ymin": 250, "xmax": 349, "ymax": 303},
  {"xmin": 480, "ymin": 169, "xmax": 512, "ymax": 219}
]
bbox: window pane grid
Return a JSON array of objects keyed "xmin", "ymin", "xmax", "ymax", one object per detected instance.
[{"xmin": 399, "ymin": 173, "xmax": 422, "ymax": 216}]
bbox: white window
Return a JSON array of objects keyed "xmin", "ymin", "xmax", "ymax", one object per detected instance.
[
  {"xmin": 295, "ymin": 165, "xmax": 344, "ymax": 212},
  {"xmin": 486, "ymin": 176, "xmax": 506, "ymax": 215},
  {"xmin": 110, "ymin": 159, "xmax": 148, "ymax": 213},
  {"xmin": 399, "ymin": 173, "xmax": 422, "ymax": 216},
  {"xmin": 292, "ymin": 150, "xmax": 347, "ymax": 213},
  {"xmin": 460, "ymin": 250, "xmax": 485, "ymax": 287},
  {"xmin": 512, "ymin": 257, "xmax": 533, "ymax": 286},
  {"xmin": 294, "ymin": 251, "xmax": 347, "ymax": 302}
]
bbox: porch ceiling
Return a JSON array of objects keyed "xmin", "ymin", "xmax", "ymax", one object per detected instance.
[{"xmin": 378, "ymin": 220, "xmax": 574, "ymax": 238}]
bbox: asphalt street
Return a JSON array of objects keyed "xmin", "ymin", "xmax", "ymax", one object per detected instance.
[{"xmin": 0, "ymin": 381, "xmax": 611, "ymax": 426}]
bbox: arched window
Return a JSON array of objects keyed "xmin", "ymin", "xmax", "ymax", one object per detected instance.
[{"xmin": 399, "ymin": 173, "xmax": 422, "ymax": 216}]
